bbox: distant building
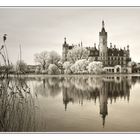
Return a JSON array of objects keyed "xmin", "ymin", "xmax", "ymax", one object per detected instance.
[
  {"xmin": 27, "ymin": 65, "xmax": 40, "ymax": 73},
  {"xmin": 62, "ymin": 21, "xmax": 132, "ymax": 73}
]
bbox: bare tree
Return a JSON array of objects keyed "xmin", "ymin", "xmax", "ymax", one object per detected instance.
[
  {"xmin": 47, "ymin": 51, "xmax": 61, "ymax": 66},
  {"xmin": 67, "ymin": 47, "xmax": 89, "ymax": 63},
  {"xmin": 34, "ymin": 51, "xmax": 49, "ymax": 70}
]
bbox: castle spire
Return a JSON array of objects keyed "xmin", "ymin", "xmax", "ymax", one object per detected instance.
[
  {"xmin": 102, "ymin": 20, "xmax": 105, "ymax": 28},
  {"xmin": 100, "ymin": 20, "xmax": 106, "ymax": 33},
  {"xmin": 102, "ymin": 114, "xmax": 106, "ymax": 128}
]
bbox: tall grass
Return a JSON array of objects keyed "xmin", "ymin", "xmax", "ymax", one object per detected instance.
[{"xmin": 0, "ymin": 37, "xmax": 39, "ymax": 132}]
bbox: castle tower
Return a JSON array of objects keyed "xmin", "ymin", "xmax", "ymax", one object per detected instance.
[
  {"xmin": 62, "ymin": 37, "xmax": 69, "ymax": 62},
  {"xmin": 99, "ymin": 21, "xmax": 108, "ymax": 66}
]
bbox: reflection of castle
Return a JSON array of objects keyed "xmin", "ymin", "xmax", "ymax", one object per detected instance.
[
  {"xmin": 99, "ymin": 81, "xmax": 108, "ymax": 127},
  {"xmin": 62, "ymin": 21, "xmax": 132, "ymax": 73},
  {"xmin": 25, "ymin": 76, "xmax": 136, "ymax": 127},
  {"xmin": 62, "ymin": 76, "xmax": 131, "ymax": 127}
]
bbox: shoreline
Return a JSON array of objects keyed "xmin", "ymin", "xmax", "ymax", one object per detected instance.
[{"xmin": 7, "ymin": 73, "xmax": 140, "ymax": 78}]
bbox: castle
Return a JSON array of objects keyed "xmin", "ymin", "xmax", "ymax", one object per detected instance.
[{"xmin": 62, "ymin": 21, "xmax": 132, "ymax": 73}]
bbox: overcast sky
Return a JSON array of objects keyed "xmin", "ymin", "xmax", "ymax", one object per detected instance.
[{"xmin": 0, "ymin": 7, "xmax": 140, "ymax": 65}]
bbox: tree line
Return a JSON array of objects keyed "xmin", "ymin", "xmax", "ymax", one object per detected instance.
[
  {"xmin": 34, "ymin": 46, "xmax": 104, "ymax": 74},
  {"xmin": 1, "ymin": 46, "xmax": 137, "ymax": 75}
]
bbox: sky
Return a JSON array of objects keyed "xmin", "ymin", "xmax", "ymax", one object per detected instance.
[{"xmin": 0, "ymin": 7, "xmax": 140, "ymax": 65}]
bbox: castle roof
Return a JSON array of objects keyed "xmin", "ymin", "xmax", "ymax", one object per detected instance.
[
  {"xmin": 108, "ymin": 48, "xmax": 125, "ymax": 56},
  {"xmin": 99, "ymin": 20, "xmax": 107, "ymax": 36}
]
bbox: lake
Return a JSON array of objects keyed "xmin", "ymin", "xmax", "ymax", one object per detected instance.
[{"xmin": 1, "ymin": 75, "xmax": 140, "ymax": 132}]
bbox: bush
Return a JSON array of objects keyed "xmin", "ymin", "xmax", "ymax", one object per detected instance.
[
  {"xmin": 48, "ymin": 64, "xmax": 60, "ymax": 75},
  {"xmin": 16, "ymin": 60, "xmax": 27, "ymax": 74},
  {"xmin": 87, "ymin": 61, "xmax": 103, "ymax": 74},
  {"xmin": 35, "ymin": 67, "xmax": 41, "ymax": 74},
  {"xmin": 63, "ymin": 61, "xmax": 72, "ymax": 74},
  {"xmin": 70, "ymin": 59, "xmax": 89, "ymax": 74},
  {"xmin": 41, "ymin": 69, "xmax": 48, "ymax": 74}
]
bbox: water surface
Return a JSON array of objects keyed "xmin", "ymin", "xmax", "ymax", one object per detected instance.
[{"xmin": 21, "ymin": 75, "xmax": 140, "ymax": 132}]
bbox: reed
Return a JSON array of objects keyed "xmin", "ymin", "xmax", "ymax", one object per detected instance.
[{"xmin": 0, "ymin": 36, "xmax": 40, "ymax": 132}]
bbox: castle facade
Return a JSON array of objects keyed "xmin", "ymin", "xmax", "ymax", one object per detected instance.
[{"xmin": 62, "ymin": 21, "xmax": 132, "ymax": 73}]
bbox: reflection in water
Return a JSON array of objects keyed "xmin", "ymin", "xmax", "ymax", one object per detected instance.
[
  {"xmin": 0, "ymin": 76, "xmax": 37, "ymax": 131},
  {"xmin": 62, "ymin": 76, "xmax": 131, "ymax": 127},
  {"xmin": 3, "ymin": 75, "xmax": 140, "ymax": 131},
  {"xmin": 32, "ymin": 75, "xmax": 133, "ymax": 128},
  {"xmin": 33, "ymin": 77, "xmax": 62, "ymax": 97}
]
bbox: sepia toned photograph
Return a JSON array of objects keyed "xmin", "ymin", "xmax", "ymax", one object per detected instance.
[{"xmin": 0, "ymin": 7, "xmax": 140, "ymax": 132}]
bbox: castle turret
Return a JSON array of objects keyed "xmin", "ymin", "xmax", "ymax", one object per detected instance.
[{"xmin": 99, "ymin": 21, "xmax": 108, "ymax": 66}]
